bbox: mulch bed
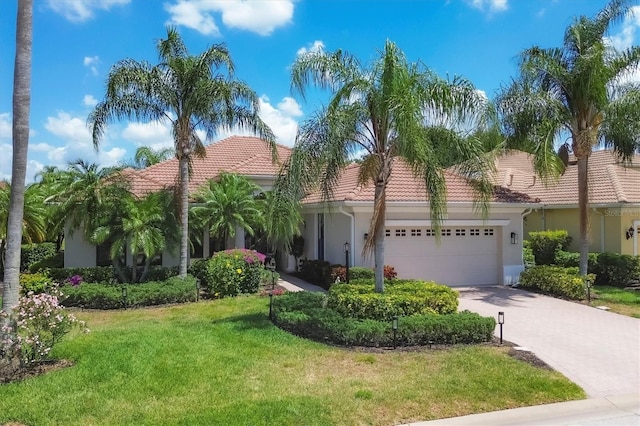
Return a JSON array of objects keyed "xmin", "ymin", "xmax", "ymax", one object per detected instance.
[{"xmin": 1, "ymin": 359, "xmax": 74, "ymax": 385}]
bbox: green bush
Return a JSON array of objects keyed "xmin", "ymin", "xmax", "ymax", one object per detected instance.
[
  {"xmin": 328, "ymin": 279, "xmax": 458, "ymax": 321},
  {"xmin": 28, "ymin": 251, "xmax": 64, "ymax": 272},
  {"xmin": 46, "ymin": 267, "xmax": 118, "ymax": 284},
  {"xmin": 20, "ymin": 243, "xmax": 57, "ymax": 271},
  {"xmin": 554, "ymin": 251, "xmax": 599, "ymax": 272},
  {"xmin": 595, "ymin": 253, "xmax": 640, "ymax": 287},
  {"xmin": 272, "ymin": 292, "xmax": 494, "ymax": 347},
  {"xmin": 519, "ymin": 266, "xmax": 592, "ymax": 300},
  {"xmin": 299, "ymin": 259, "xmax": 333, "ymax": 289},
  {"xmin": 197, "ymin": 249, "xmax": 265, "ymax": 298},
  {"xmin": 523, "ymin": 246, "xmax": 535, "ymax": 267},
  {"xmin": 19, "ymin": 272, "xmax": 53, "ymax": 295},
  {"xmin": 528, "ymin": 230, "xmax": 572, "ymax": 266},
  {"xmin": 60, "ymin": 276, "xmax": 198, "ymax": 309}
]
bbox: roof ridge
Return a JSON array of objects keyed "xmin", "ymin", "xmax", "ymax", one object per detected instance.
[
  {"xmin": 607, "ymin": 164, "xmax": 628, "ymax": 203},
  {"xmin": 228, "ymin": 154, "xmax": 259, "ymax": 172}
]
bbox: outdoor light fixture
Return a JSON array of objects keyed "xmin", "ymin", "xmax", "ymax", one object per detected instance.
[
  {"xmin": 268, "ymin": 257, "xmax": 277, "ymax": 320},
  {"xmin": 344, "ymin": 241, "xmax": 350, "ymax": 284},
  {"xmin": 195, "ymin": 279, "xmax": 201, "ymax": 302},
  {"xmin": 498, "ymin": 311, "xmax": 504, "ymax": 344},
  {"xmin": 510, "ymin": 232, "xmax": 518, "ymax": 245},
  {"xmin": 626, "ymin": 226, "xmax": 635, "ymax": 240},
  {"xmin": 392, "ymin": 316, "xmax": 399, "ymax": 349},
  {"xmin": 122, "ymin": 286, "xmax": 128, "ymax": 310}
]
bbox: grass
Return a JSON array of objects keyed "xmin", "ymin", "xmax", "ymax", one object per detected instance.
[
  {"xmin": 590, "ymin": 286, "xmax": 640, "ymax": 318},
  {"xmin": 0, "ymin": 296, "xmax": 584, "ymax": 425}
]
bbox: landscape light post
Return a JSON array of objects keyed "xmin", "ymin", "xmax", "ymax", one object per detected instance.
[
  {"xmin": 122, "ymin": 286, "xmax": 128, "ymax": 310},
  {"xmin": 195, "ymin": 279, "xmax": 201, "ymax": 302},
  {"xmin": 498, "ymin": 311, "xmax": 504, "ymax": 345},
  {"xmin": 268, "ymin": 257, "xmax": 276, "ymax": 320},
  {"xmin": 344, "ymin": 241, "xmax": 350, "ymax": 284},
  {"xmin": 392, "ymin": 315, "xmax": 399, "ymax": 349}
]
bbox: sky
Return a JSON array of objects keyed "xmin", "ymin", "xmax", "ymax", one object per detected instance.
[{"xmin": 1, "ymin": 0, "xmax": 639, "ymax": 183}]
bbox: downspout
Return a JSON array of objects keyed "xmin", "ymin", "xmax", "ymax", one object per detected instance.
[
  {"xmin": 338, "ymin": 206, "xmax": 355, "ymax": 266},
  {"xmin": 541, "ymin": 205, "xmax": 546, "ymax": 230},
  {"xmin": 521, "ymin": 208, "xmax": 533, "ymax": 264},
  {"xmin": 592, "ymin": 208, "xmax": 605, "ymax": 253},
  {"xmin": 634, "ymin": 220, "xmax": 640, "ymax": 257}
]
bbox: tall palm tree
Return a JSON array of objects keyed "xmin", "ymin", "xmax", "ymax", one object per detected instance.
[
  {"xmin": 497, "ymin": 0, "xmax": 640, "ymax": 275},
  {"xmin": 191, "ymin": 173, "xmax": 264, "ymax": 251},
  {"xmin": 131, "ymin": 146, "xmax": 174, "ymax": 169},
  {"xmin": 89, "ymin": 27, "xmax": 274, "ymax": 277},
  {"xmin": 261, "ymin": 189, "xmax": 303, "ymax": 255},
  {"xmin": 284, "ymin": 40, "xmax": 494, "ymax": 292},
  {"xmin": 3, "ymin": 0, "xmax": 32, "ymax": 318}
]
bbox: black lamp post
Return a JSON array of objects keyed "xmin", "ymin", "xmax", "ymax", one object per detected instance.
[
  {"xmin": 344, "ymin": 241, "xmax": 350, "ymax": 284},
  {"xmin": 122, "ymin": 286, "xmax": 128, "ymax": 310},
  {"xmin": 392, "ymin": 315, "xmax": 399, "ymax": 349},
  {"xmin": 195, "ymin": 279, "xmax": 201, "ymax": 302},
  {"xmin": 498, "ymin": 311, "xmax": 504, "ymax": 345},
  {"xmin": 268, "ymin": 257, "xmax": 276, "ymax": 320}
]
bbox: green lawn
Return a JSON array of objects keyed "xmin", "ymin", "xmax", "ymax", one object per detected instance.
[
  {"xmin": 0, "ymin": 296, "xmax": 584, "ymax": 425},
  {"xmin": 590, "ymin": 286, "xmax": 640, "ymax": 318}
]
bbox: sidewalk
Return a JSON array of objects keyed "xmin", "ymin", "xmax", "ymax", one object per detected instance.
[
  {"xmin": 277, "ymin": 272, "xmax": 327, "ymax": 293},
  {"xmin": 406, "ymin": 393, "xmax": 640, "ymax": 425}
]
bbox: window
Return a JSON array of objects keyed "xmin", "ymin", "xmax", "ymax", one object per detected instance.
[
  {"xmin": 455, "ymin": 229, "xmax": 466, "ymax": 236},
  {"xmin": 385, "ymin": 229, "xmax": 391, "ymax": 237},
  {"xmin": 411, "ymin": 229, "xmax": 421, "ymax": 237},
  {"xmin": 441, "ymin": 228, "xmax": 451, "ymax": 237},
  {"xmin": 425, "ymin": 228, "xmax": 435, "ymax": 237},
  {"xmin": 96, "ymin": 242, "xmax": 112, "ymax": 267},
  {"xmin": 484, "ymin": 228, "xmax": 494, "ymax": 236},
  {"xmin": 470, "ymin": 229, "xmax": 480, "ymax": 236},
  {"xmin": 395, "ymin": 229, "xmax": 406, "ymax": 237}
]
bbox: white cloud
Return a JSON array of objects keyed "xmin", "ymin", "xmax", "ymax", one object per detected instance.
[
  {"xmin": 83, "ymin": 95, "xmax": 98, "ymax": 107},
  {"xmin": 45, "ymin": 112, "xmax": 92, "ymax": 144},
  {"xmin": 0, "ymin": 113, "xmax": 11, "ymax": 139},
  {"xmin": 47, "ymin": 0, "xmax": 130, "ymax": 22},
  {"xmin": 605, "ymin": 5, "xmax": 640, "ymax": 51},
  {"xmin": 121, "ymin": 121, "xmax": 175, "ymax": 150},
  {"xmin": 257, "ymin": 95, "xmax": 301, "ymax": 146},
  {"xmin": 0, "ymin": 142, "xmax": 45, "ymax": 184},
  {"xmin": 276, "ymin": 97, "xmax": 303, "ymax": 117},
  {"xmin": 83, "ymin": 56, "xmax": 100, "ymax": 76},
  {"xmin": 165, "ymin": 0, "xmax": 294, "ymax": 36},
  {"xmin": 468, "ymin": 0, "xmax": 508, "ymax": 13},
  {"xmin": 297, "ymin": 40, "xmax": 325, "ymax": 56}
]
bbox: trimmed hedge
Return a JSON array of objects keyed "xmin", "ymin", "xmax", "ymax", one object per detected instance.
[
  {"xmin": 272, "ymin": 292, "xmax": 495, "ymax": 347},
  {"xmin": 43, "ymin": 266, "xmax": 179, "ymax": 284},
  {"xmin": 299, "ymin": 259, "xmax": 332, "ymax": 289},
  {"xmin": 554, "ymin": 250, "xmax": 599, "ymax": 272},
  {"xmin": 595, "ymin": 252, "xmax": 640, "ymax": 287},
  {"xmin": 60, "ymin": 276, "xmax": 198, "ymax": 309},
  {"xmin": 519, "ymin": 266, "xmax": 593, "ymax": 300},
  {"xmin": 528, "ymin": 230, "xmax": 572, "ymax": 266},
  {"xmin": 20, "ymin": 243, "xmax": 57, "ymax": 271},
  {"xmin": 28, "ymin": 251, "xmax": 64, "ymax": 273},
  {"xmin": 327, "ymin": 279, "xmax": 458, "ymax": 320}
]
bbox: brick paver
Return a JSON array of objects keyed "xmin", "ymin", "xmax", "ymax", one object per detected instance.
[{"xmin": 458, "ymin": 286, "xmax": 640, "ymax": 397}]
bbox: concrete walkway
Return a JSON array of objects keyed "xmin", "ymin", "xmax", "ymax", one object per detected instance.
[
  {"xmin": 277, "ymin": 272, "xmax": 327, "ymax": 293},
  {"xmin": 457, "ymin": 286, "xmax": 639, "ymax": 398}
]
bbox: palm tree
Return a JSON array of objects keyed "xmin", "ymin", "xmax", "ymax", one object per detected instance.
[
  {"xmin": 130, "ymin": 146, "xmax": 174, "ymax": 169},
  {"xmin": 261, "ymin": 190, "xmax": 303, "ymax": 256},
  {"xmin": 285, "ymin": 40, "xmax": 494, "ymax": 292},
  {"xmin": 191, "ymin": 173, "xmax": 264, "ymax": 251},
  {"xmin": 3, "ymin": 0, "xmax": 32, "ymax": 318},
  {"xmin": 497, "ymin": 0, "xmax": 640, "ymax": 275},
  {"xmin": 89, "ymin": 27, "xmax": 275, "ymax": 277}
]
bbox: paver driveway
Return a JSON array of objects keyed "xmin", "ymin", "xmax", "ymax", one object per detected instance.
[{"xmin": 458, "ymin": 286, "xmax": 640, "ymax": 397}]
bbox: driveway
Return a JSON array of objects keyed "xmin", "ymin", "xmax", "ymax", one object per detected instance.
[{"xmin": 458, "ymin": 286, "xmax": 640, "ymax": 398}]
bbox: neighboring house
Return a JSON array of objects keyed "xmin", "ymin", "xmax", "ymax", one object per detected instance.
[
  {"xmin": 64, "ymin": 136, "xmax": 293, "ymax": 269},
  {"xmin": 494, "ymin": 150, "xmax": 640, "ymax": 256},
  {"xmin": 298, "ymin": 159, "xmax": 536, "ymax": 287}
]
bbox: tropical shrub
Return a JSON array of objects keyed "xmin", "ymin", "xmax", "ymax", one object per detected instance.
[
  {"xmin": 299, "ymin": 259, "xmax": 332, "ymax": 289},
  {"xmin": 20, "ymin": 243, "xmax": 57, "ymax": 271},
  {"xmin": 60, "ymin": 276, "xmax": 198, "ymax": 309},
  {"xmin": 327, "ymin": 279, "xmax": 458, "ymax": 321},
  {"xmin": 197, "ymin": 249, "xmax": 266, "ymax": 298},
  {"xmin": 272, "ymin": 292, "xmax": 494, "ymax": 347},
  {"xmin": 595, "ymin": 253, "xmax": 640, "ymax": 287},
  {"xmin": 19, "ymin": 272, "xmax": 53, "ymax": 295},
  {"xmin": 330, "ymin": 265, "xmax": 396, "ymax": 283},
  {"xmin": 1, "ymin": 287, "xmax": 87, "ymax": 366},
  {"xmin": 47, "ymin": 266, "xmax": 117, "ymax": 284},
  {"xmin": 519, "ymin": 266, "xmax": 592, "ymax": 300},
  {"xmin": 528, "ymin": 230, "xmax": 572, "ymax": 265},
  {"xmin": 554, "ymin": 251, "xmax": 599, "ymax": 272},
  {"xmin": 28, "ymin": 250, "xmax": 64, "ymax": 273}
]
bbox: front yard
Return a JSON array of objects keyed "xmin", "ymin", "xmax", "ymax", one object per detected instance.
[
  {"xmin": 589, "ymin": 286, "xmax": 640, "ymax": 318},
  {"xmin": 0, "ymin": 295, "xmax": 584, "ymax": 425}
]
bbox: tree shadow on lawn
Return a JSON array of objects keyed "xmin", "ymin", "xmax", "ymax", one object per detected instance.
[
  {"xmin": 458, "ymin": 286, "xmax": 537, "ymax": 307},
  {"xmin": 210, "ymin": 312, "xmax": 274, "ymax": 331}
]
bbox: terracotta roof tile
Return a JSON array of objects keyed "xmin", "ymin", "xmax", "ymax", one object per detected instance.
[{"xmin": 127, "ymin": 136, "xmax": 290, "ymax": 197}]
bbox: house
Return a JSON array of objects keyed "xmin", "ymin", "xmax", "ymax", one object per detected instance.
[
  {"xmin": 494, "ymin": 150, "xmax": 640, "ymax": 256},
  {"xmin": 65, "ymin": 136, "xmax": 538, "ymax": 287}
]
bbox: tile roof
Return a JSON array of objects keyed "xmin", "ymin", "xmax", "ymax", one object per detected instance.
[
  {"xmin": 494, "ymin": 150, "xmax": 640, "ymax": 205},
  {"xmin": 123, "ymin": 136, "xmax": 291, "ymax": 197},
  {"xmin": 303, "ymin": 158, "xmax": 537, "ymax": 204}
]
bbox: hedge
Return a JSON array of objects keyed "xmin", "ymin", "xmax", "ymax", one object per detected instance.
[
  {"xmin": 298, "ymin": 259, "xmax": 332, "ymax": 289},
  {"xmin": 594, "ymin": 252, "xmax": 640, "ymax": 287},
  {"xmin": 519, "ymin": 266, "xmax": 593, "ymax": 300},
  {"xmin": 327, "ymin": 279, "xmax": 458, "ymax": 320},
  {"xmin": 43, "ymin": 266, "xmax": 179, "ymax": 284},
  {"xmin": 60, "ymin": 276, "xmax": 198, "ymax": 309},
  {"xmin": 528, "ymin": 230, "xmax": 572, "ymax": 265},
  {"xmin": 272, "ymin": 292, "xmax": 495, "ymax": 347},
  {"xmin": 20, "ymin": 243, "xmax": 57, "ymax": 271}
]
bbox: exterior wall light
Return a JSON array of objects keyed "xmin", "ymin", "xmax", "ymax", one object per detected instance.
[{"xmin": 510, "ymin": 232, "xmax": 518, "ymax": 245}]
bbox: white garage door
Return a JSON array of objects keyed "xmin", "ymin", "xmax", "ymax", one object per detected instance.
[{"xmin": 384, "ymin": 226, "xmax": 498, "ymax": 286}]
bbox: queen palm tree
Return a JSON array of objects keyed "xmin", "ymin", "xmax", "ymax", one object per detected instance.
[
  {"xmin": 191, "ymin": 173, "xmax": 264, "ymax": 252},
  {"xmin": 284, "ymin": 40, "xmax": 494, "ymax": 292},
  {"xmin": 89, "ymin": 27, "xmax": 274, "ymax": 277},
  {"xmin": 131, "ymin": 146, "xmax": 174, "ymax": 169},
  {"xmin": 497, "ymin": 0, "xmax": 640, "ymax": 275},
  {"xmin": 3, "ymin": 0, "xmax": 32, "ymax": 318}
]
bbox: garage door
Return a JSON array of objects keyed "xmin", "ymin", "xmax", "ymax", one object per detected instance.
[{"xmin": 384, "ymin": 226, "xmax": 498, "ymax": 286}]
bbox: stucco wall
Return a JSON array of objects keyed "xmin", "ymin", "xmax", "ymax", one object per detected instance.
[{"xmin": 64, "ymin": 226, "xmax": 96, "ymax": 268}]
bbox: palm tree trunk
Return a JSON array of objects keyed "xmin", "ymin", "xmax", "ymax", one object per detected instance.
[
  {"xmin": 2, "ymin": 0, "xmax": 32, "ymax": 320},
  {"xmin": 577, "ymin": 156, "xmax": 590, "ymax": 276},
  {"xmin": 373, "ymin": 184, "xmax": 385, "ymax": 293},
  {"xmin": 179, "ymin": 156, "xmax": 189, "ymax": 277}
]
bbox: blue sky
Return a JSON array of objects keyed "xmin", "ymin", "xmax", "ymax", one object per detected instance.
[{"xmin": 1, "ymin": 0, "xmax": 638, "ymax": 182}]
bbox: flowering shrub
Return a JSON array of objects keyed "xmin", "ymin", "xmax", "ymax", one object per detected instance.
[
  {"xmin": 199, "ymin": 249, "xmax": 266, "ymax": 298},
  {"xmin": 1, "ymin": 286, "xmax": 88, "ymax": 367},
  {"xmin": 65, "ymin": 274, "xmax": 83, "ymax": 287}
]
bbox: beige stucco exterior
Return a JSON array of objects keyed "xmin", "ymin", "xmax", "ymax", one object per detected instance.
[{"xmin": 524, "ymin": 206, "xmax": 640, "ymax": 255}]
